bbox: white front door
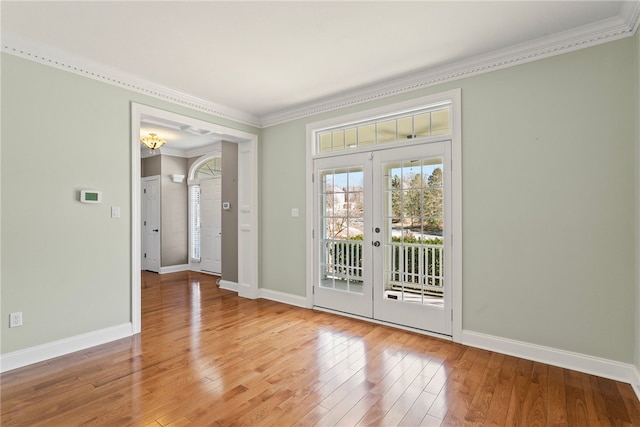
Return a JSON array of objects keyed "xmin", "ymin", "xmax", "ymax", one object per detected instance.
[
  {"xmin": 142, "ymin": 176, "xmax": 161, "ymax": 273},
  {"xmin": 314, "ymin": 142, "xmax": 452, "ymax": 336},
  {"xmin": 199, "ymin": 178, "xmax": 222, "ymax": 274}
]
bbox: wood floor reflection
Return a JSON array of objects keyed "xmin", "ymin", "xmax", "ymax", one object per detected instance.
[{"xmin": 2, "ymin": 270, "xmax": 640, "ymax": 426}]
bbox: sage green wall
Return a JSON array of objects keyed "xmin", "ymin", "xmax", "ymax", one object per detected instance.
[
  {"xmin": 260, "ymin": 121, "xmax": 307, "ymax": 296},
  {"xmin": 1, "ymin": 53, "xmax": 259, "ymax": 354},
  {"xmin": 260, "ymin": 38, "xmax": 637, "ymax": 363}
]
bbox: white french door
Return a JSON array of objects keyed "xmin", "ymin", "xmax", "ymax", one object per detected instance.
[
  {"xmin": 314, "ymin": 153, "xmax": 373, "ymax": 318},
  {"xmin": 314, "ymin": 141, "xmax": 452, "ymax": 336}
]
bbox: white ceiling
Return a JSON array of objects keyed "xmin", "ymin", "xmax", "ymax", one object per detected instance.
[{"xmin": 2, "ymin": 1, "xmax": 639, "ymax": 130}]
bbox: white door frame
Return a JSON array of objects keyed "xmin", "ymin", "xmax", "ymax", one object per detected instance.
[
  {"xmin": 305, "ymin": 89, "xmax": 462, "ymax": 342},
  {"xmin": 131, "ymin": 103, "xmax": 259, "ymax": 334}
]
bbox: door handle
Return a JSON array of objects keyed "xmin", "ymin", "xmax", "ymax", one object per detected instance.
[
  {"xmin": 153, "ymin": 229, "xmax": 159, "ymax": 232},
  {"xmin": 373, "ymin": 241, "xmax": 380, "ymax": 247}
]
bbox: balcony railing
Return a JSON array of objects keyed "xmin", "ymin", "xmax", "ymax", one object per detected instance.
[{"xmin": 322, "ymin": 239, "xmax": 444, "ymax": 298}]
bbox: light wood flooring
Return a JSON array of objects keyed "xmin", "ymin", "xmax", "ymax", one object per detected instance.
[{"xmin": 2, "ymin": 271, "xmax": 640, "ymax": 426}]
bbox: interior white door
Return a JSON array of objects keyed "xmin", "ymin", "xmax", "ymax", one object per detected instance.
[
  {"xmin": 142, "ymin": 177, "xmax": 161, "ymax": 273},
  {"xmin": 199, "ymin": 178, "xmax": 222, "ymax": 274},
  {"xmin": 313, "ymin": 142, "xmax": 452, "ymax": 336}
]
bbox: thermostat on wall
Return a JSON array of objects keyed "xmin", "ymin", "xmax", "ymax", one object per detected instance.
[{"xmin": 80, "ymin": 190, "xmax": 102, "ymax": 203}]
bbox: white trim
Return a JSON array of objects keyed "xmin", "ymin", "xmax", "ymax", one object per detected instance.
[
  {"xmin": 450, "ymin": 89, "xmax": 463, "ymax": 342},
  {"xmin": 159, "ymin": 264, "xmax": 190, "ymax": 274},
  {"xmin": 219, "ymin": 280, "xmax": 238, "ymax": 293},
  {"xmin": 462, "ymin": 330, "xmax": 638, "ymax": 385},
  {"xmin": 632, "ymin": 366, "xmax": 640, "ymax": 402},
  {"xmin": 237, "ymin": 143, "xmax": 260, "ymax": 300},
  {"xmin": 0, "ymin": 323, "xmax": 133, "ymax": 373},
  {"xmin": 131, "ymin": 105, "xmax": 142, "ymax": 334},
  {"xmin": 3, "ymin": 4, "xmax": 639, "ymax": 129},
  {"xmin": 259, "ymin": 288, "xmax": 309, "ymax": 309}
]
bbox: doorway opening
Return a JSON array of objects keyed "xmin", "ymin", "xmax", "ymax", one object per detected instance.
[{"xmin": 131, "ymin": 103, "xmax": 259, "ymax": 334}]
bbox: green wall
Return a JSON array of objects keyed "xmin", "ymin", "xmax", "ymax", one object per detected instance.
[
  {"xmin": 0, "ymin": 53, "xmax": 259, "ymax": 354},
  {"xmin": 260, "ymin": 38, "xmax": 637, "ymax": 363}
]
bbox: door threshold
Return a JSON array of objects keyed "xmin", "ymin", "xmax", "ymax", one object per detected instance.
[{"xmin": 312, "ymin": 306, "xmax": 452, "ymax": 341}]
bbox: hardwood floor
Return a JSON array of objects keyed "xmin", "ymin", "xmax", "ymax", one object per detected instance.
[{"xmin": 2, "ymin": 271, "xmax": 640, "ymax": 426}]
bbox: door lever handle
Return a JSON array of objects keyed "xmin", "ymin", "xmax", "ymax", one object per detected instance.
[{"xmin": 153, "ymin": 229, "xmax": 159, "ymax": 232}]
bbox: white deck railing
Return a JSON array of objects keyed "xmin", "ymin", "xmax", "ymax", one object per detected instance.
[{"xmin": 322, "ymin": 239, "xmax": 444, "ymax": 297}]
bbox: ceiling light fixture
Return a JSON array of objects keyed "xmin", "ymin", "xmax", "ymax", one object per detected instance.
[{"xmin": 140, "ymin": 133, "xmax": 166, "ymax": 150}]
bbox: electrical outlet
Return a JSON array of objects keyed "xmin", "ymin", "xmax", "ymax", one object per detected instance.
[{"xmin": 9, "ymin": 312, "xmax": 22, "ymax": 328}]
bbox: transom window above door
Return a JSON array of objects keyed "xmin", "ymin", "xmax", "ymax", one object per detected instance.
[
  {"xmin": 317, "ymin": 104, "xmax": 451, "ymax": 154},
  {"xmin": 194, "ymin": 157, "xmax": 222, "ymax": 179}
]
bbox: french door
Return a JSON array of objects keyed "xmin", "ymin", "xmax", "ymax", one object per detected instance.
[{"xmin": 313, "ymin": 141, "xmax": 452, "ymax": 336}]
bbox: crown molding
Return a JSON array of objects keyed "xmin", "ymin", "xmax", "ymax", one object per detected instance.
[
  {"xmin": 260, "ymin": 6, "xmax": 640, "ymax": 127},
  {"xmin": 3, "ymin": 2, "xmax": 639, "ymax": 129},
  {"xmin": 1, "ymin": 32, "xmax": 263, "ymax": 129}
]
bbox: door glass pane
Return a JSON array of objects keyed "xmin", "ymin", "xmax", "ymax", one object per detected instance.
[
  {"xmin": 383, "ymin": 157, "xmax": 444, "ymax": 305},
  {"xmin": 431, "ymin": 109, "xmax": 450, "ymax": 135},
  {"xmin": 319, "ymin": 166, "xmax": 365, "ymax": 294},
  {"xmin": 319, "ymin": 133, "xmax": 332, "ymax": 153},
  {"xmin": 332, "ymin": 130, "xmax": 345, "ymax": 151},
  {"xmin": 358, "ymin": 124, "xmax": 375, "ymax": 147},
  {"xmin": 377, "ymin": 120, "xmax": 396, "ymax": 144},
  {"xmin": 414, "ymin": 113, "xmax": 431, "ymax": 137},
  {"xmin": 397, "ymin": 116, "xmax": 413, "ymax": 140},
  {"xmin": 345, "ymin": 128, "xmax": 357, "ymax": 149}
]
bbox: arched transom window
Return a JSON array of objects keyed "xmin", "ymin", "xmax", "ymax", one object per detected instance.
[{"xmin": 194, "ymin": 157, "xmax": 222, "ymax": 179}]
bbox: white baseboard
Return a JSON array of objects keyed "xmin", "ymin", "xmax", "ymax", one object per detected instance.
[
  {"xmin": 0, "ymin": 323, "xmax": 133, "ymax": 373},
  {"xmin": 219, "ymin": 280, "xmax": 238, "ymax": 292},
  {"xmin": 259, "ymin": 288, "xmax": 309, "ymax": 308},
  {"xmin": 462, "ymin": 330, "xmax": 637, "ymax": 385},
  {"xmin": 159, "ymin": 264, "xmax": 190, "ymax": 274},
  {"xmin": 238, "ymin": 282, "xmax": 258, "ymax": 300},
  {"xmin": 632, "ymin": 365, "xmax": 640, "ymax": 402}
]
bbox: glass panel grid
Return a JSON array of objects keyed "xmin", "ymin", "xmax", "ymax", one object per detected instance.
[
  {"xmin": 383, "ymin": 157, "xmax": 444, "ymax": 305},
  {"xmin": 316, "ymin": 105, "xmax": 451, "ymax": 153},
  {"xmin": 319, "ymin": 166, "xmax": 365, "ymax": 294}
]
